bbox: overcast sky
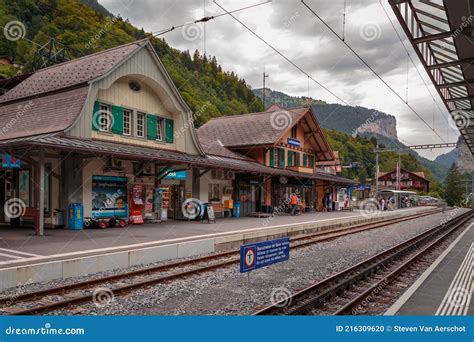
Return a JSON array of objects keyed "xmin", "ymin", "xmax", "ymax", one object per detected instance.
[{"xmin": 100, "ymin": 0, "xmax": 461, "ymax": 160}]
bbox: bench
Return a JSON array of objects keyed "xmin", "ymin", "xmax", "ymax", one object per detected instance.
[
  {"xmin": 22, "ymin": 208, "xmax": 39, "ymax": 223},
  {"xmin": 211, "ymin": 203, "xmax": 225, "ymax": 218}
]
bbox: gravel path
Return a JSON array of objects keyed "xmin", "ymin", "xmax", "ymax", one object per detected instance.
[{"xmin": 38, "ymin": 208, "xmax": 469, "ymax": 316}]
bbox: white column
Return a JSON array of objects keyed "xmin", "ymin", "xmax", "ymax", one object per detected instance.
[{"xmin": 38, "ymin": 149, "xmax": 45, "ymax": 236}]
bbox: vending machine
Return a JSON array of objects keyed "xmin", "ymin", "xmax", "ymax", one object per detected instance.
[{"xmin": 129, "ymin": 184, "xmax": 145, "ymax": 224}]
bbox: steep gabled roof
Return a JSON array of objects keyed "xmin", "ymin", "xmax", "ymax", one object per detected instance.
[
  {"xmin": 0, "ymin": 40, "xmax": 147, "ymax": 104},
  {"xmin": 197, "ymin": 131, "xmax": 255, "ymax": 161},
  {"xmin": 198, "ymin": 106, "xmax": 308, "ymax": 147},
  {"xmin": 0, "ymin": 86, "xmax": 89, "ymax": 140}
]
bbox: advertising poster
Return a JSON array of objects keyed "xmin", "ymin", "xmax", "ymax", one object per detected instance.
[{"xmin": 91, "ymin": 176, "xmax": 127, "ymax": 218}]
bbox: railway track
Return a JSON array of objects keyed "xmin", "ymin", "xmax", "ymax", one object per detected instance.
[
  {"xmin": 254, "ymin": 209, "xmax": 472, "ymax": 316},
  {"xmin": 0, "ymin": 208, "xmax": 443, "ymax": 315}
]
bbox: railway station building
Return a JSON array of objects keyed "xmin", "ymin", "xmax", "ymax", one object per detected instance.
[{"xmin": 0, "ymin": 39, "xmax": 354, "ymax": 235}]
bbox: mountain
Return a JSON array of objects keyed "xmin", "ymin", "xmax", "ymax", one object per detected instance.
[
  {"xmin": 0, "ymin": 0, "xmax": 447, "ymax": 192},
  {"xmin": 0, "ymin": 0, "xmax": 263, "ymax": 125},
  {"xmin": 254, "ymin": 88, "xmax": 450, "ymax": 182},
  {"xmin": 253, "ymin": 88, "xmax": 398, "ymax": 141},
  {"xmin": 435, "ymin": 136, "xmax": 474, "ymax": 173}
]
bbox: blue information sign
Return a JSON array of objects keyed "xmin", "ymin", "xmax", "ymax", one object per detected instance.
[
  {"xmin": 240, "ymin": 237, "xmax": 290, "ymax": 273},
  {"xmin": 287, "ymin": 137, "xmax": 301, "ymax": 147}
]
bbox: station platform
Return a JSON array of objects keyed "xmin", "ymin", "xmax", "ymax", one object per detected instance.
[
  {"xmin": 386, "ymin": 220, "xmax": 473, "ymax": 316},
  {"xmin": 0, "ymin": 206, "xmax": 437, "ymax": 290}
]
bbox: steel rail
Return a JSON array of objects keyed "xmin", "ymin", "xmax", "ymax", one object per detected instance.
[
  {"xmin": 254, "ymin": 210, "xmax": 472, "ymax": 315},
  {"xmin": 0, "ymin": 208, "xmax": 442, "ymax": 315}
]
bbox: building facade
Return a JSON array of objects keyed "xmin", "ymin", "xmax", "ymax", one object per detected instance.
[
  {"xmin": 377, "ymin": 169, "xmax": 430, "ymax": 193},
  {"xmin": 0, "ymin": 39, "xmax": 354, "ymax": 235}
]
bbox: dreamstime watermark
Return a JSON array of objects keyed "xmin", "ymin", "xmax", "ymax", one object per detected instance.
[
  {"xmin": 448, "ymin": 110, "xmax": 471, "ymax": 131},
  {"xmin": 5, "ymin": 323, "xmax": 85, "ymax": 336},
  {"xmin": 92, "ymin": 108, "xmax": 114, "ymax": 132},
  {"xmin": 283, "ymin": 11, "xmax": 300, "ymax": 29},
  {"xmin": 352, "ymin": 278, "xmax": 389, "ymax": 315},
  {"xmin": 1, "ymin": 101, "xmax": 34, "ymax": 136},
  {"xmin": 445, "ymin": 286, "xmax": 470, "ymax": 308},
  {"xmin": 175, "ymin": 101, "xmax": 212, "ymax": 139},
  {"xmin": 182, "ymin": 198, "xmax": 203, "ymax": 220},
  {"xmin": 85, "ymin": 15, "xmax": 119, "ymax": 50},
  {"xmin": 360, "ymin": 198, "xmax": 381, "ymax": 219},
  {"xmin": 3, "ymin": 278, "xmax": 33, "ymax": 307},
  {"xmin": 270, "ymin": 110, "xmax": 292, "ymax": 130},
  {"xmin": 352, "ymin": 111, "xmax": 379, "ymax": 138},
  {"xmin": 359, "ymin": 22, "xmax": 381, "ymax": 42},
  {"xmin": 4, "ymin": 198, "xmax": 26, "ymax": 219},
  {"xmin": 262, "ymin": 189, "xmax": 300, "ymax": 226},
  {"xmin": 270, "ymin": 286, "xmax": 292, "ymax": 308},
  {"xmin": 3, "ymin": 20, "xmax": 26, "ymax": 41},
  {"xmin": 91, "ymin": 189, "xmax": 123, "ymax": 220},
  {"xmin": 182, "ymin": 23, "xmax": 203, "ymax": 41},
  {"xmin": 92, "ymin": 287, "xmax": 114, "ymax": 307},
  {"xmin": 441, "ymin": 193, "xmax": 473, "ymax": 226}
]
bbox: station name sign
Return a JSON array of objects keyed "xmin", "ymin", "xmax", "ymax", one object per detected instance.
[
  {"xmin": 240, "ymin": 237, "xmax": 290, "ymax": 273},
  {"xmin": 287, "ymin": 138, "xmax": 301, "ymax": 147}
]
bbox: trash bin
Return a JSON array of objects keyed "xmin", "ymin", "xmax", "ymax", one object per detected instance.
[
  {"xmin": 233, "ymin": 201, "xmax": 241, "ymax": 218},
  {"xmin": 68, "ymin": 203, "xmax": 83, "ymax": 230}
]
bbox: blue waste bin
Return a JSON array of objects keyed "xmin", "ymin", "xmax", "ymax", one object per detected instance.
[
  {"xmin": 233, "ymin": 201, "xmax": 241, "ymax": 218},
  {"xmin": 68, "ymin": 203, "xmax": 84, "ymax": 230}
]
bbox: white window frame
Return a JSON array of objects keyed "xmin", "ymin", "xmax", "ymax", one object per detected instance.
[
  {"xmin": 136, "ymin": 111, "xmax": 145, "ymax": 138},
  {"xmin": 99, "ymin": 103, "xmax": 111, "ymax": 132},
  {"xmin": 123, "ymin": 109, "xmax": 132, "ymax": 136},
  {"xmin": 156, "ymin": 117, "xmax": 164, "ymax": 141}
]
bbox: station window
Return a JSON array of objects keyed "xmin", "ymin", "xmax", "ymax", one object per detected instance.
[
  {"xmin": 291, "ymin": 125, "xmax": 297, "ymax": 139},
  {"xmin": 136, "ymin": 112, "xmax": 145, "ymax": 138},
  {"xmin": 156, "ymin": 117, "xmax": 164, "ymax": 141},
  {"xmin": 208, "ymin": 184, "xmax": 221, "ymax": 201},
  {"xmin": 123, "ymin": 109, "xmax": 132, "ymax": 136},
  {"xmin": 99, "ymin": 104, "xmax": 111, "ymax": 132}
]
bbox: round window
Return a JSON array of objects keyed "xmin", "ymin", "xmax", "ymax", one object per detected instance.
[{"xmin": 129, "ymin": 80, "xmax": 142, "ymax": 92}]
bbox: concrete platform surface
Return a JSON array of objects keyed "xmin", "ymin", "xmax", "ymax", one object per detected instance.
[
  {"xmin": 0, "ymin": 208, "xmax": 430, "ymax": 261},
  {"xmin": 386, "ymin": 220, "xmax": 473, "ymax": 316},
  {"xmin": 0, "ymin": 206, "xmax": 440, "ymax": 290}
]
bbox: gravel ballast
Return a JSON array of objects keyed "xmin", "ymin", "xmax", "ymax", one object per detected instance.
[{"xmin": 2, "ymin": 209, "xmax": 469, "ymax": 316}]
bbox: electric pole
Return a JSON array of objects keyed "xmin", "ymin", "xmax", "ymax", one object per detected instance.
[{"xmin": 262, "ymin": 70, "xmax": 269, "ymax": 110}]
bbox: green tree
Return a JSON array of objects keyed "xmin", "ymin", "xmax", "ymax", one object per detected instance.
[{"xmin": 443, "ymin": 164, "xmax": 465, "ymax": 206}]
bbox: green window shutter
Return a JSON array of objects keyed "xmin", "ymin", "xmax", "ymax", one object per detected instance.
[
  {"xmin": 92, "ymin": 101, "xmax": 100, "ymax": 131},
  {"xmin": 288, "ymin": 150, "xmax": 293, "ymax": 166},
  {"xmin": 111, "ymin": 105, "xmax": 124, "ymax": 134},
  {"xmin": 295, "ymin": 152, "xmax": 300, "ymax": 166},
  {"xmin": 280, "ymin": 149, "xmax": 285, "ymax": 168},
  {"xmin": 269, "ymin": 147, "xmax": 274, "ymax": 167},
  {"xmin": 165, "ymin": 118, "xmax": 174, "ymax": 143},
  {"xmin": 147, "ymin": 114, "xmax": 157, "ymax": 140},
  {"xmin": 303, "ymin": 154, "xmax": 308, "ymax": 167}
]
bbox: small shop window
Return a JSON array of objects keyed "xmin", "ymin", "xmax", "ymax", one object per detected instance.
[
  {"xmin": 136, "ymin": 112, "xmax": 145, "ymax": 138},
  {"xmin": 156, "ymin": 117, "xmax": 164, "ymax": 141},
  {"xmin": 123, "ymin": 109, "xmax": 132, "ymax": 136},
  {"xmin": 208, "ymin": 184, "xmax": 221, "ymax": 202},
  {"xmin": 99, "ymin": 103, "xmax": 111, "ymax": 132}
]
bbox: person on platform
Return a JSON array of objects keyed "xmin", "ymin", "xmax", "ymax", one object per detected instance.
[{"xmin": 290, "ymin": 193, "xmax": 299, "ymax": 216}]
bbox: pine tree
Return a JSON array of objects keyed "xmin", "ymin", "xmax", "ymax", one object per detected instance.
[{"xmin": 443, "ymin": 163, "xmax": 464, "ymax": 206}]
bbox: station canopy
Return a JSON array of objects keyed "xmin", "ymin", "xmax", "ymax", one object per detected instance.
[{"xmin": 390, "ymin": 0, "xmax": 474, "ymax": 154}]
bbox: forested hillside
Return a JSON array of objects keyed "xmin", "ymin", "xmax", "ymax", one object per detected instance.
[
  {"xmin": 0, "ymin": 0, "xmax": 263, "ymax": 125},
  {"xmin": 0, "ymin": 0, "xmax": 444, "ymax": 194}
]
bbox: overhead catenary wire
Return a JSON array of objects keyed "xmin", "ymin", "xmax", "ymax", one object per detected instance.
[
  {"xmin": 212, "ymin": 0, "xmax": 364, "ymax": 110},
  {"xmin": 152, "ymin": 1, "xmax": 272, "ymax": 37},
  {"xmin": 301, "ymin": 0, "xmax": 447, "ymax": 144},
  {"xmin": 378, "ymin": 0, "xmax": 453, "ymax": 130}
]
